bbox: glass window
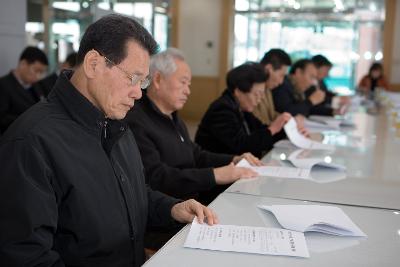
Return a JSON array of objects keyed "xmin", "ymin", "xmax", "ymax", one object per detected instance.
[
  {"xmin": 233, "ymin": 0, "xmax": 385, "ymax": 94},
  {"xmin": 27, "ymin": 0, "xmax": 172, "ymax": 71}
]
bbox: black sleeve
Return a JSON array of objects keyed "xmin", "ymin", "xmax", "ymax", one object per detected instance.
[
  {"xmin": 132, "ymin": 126, "xmax": 217, "ymax": 199},
  {"xmin": 272, "ymin": 85, "xmax": 313, "ymax": 116},
  {"xmin": 201, "ymin": 104, "xmax": 274, "ymax": 157},
  {"xmin": 146, "ymin": 186, "xmax": 181, "ymax": 229},
  {"xmin": 0, "ymin": 138, "xmax": 64, "ymax": 266},
  {"xmin": 191, "ymin": 141, "xmax": 233, "ymax": 168},
  {"xmin": 0, "ymin": 86, "xmax": 18, "ymax": 133},
  {"xmin": 178, "ymin": 117, "xmax": 234, "ymax": 168},
  {"xmin": 310, "ymin": 105, "xmax": 334, "ymax": 116}
]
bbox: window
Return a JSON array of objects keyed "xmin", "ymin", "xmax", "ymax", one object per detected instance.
[{"xmin": 233, "ymin": 0, "xmax": 385, "ymax": 94}]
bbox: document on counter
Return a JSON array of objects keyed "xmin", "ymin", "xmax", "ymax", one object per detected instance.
[
  {"xmin": 304, "ymin": 118, "xmax": 339, "ymax": 131},
  {"xmin": 237, "ymin": 159, "xmax": 311, "ymax": 179},
  {"xmin": 184, "ymin": 219, "xmax": 310, "ymax": 258},
  {"xmin": 258, "ymin": 205, "xmax": 366, "ymax": 237},
  {"xmin": 288, "ymin": 149, "xmax": 346, "ymax": 171},
  {"xmin": 284, "ymin": 118, "xmax": 335, "ymax": 150},
  {"xmin": 309, "ymin": 115, "xmax": 355, "ymax": 127}
]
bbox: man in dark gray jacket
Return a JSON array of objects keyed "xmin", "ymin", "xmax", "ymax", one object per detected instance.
[{"xmin": 0, "ymin": 14, "xmax": 216, "ymax": 267}]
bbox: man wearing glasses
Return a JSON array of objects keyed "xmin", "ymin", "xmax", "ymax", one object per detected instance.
[
  {"xmin": 0, "ymin": 14, "xmax": 217, "ymax": 267},
  {"xmin": 0, "ymin": 46, "xmax": 48, "ymax": 133}
]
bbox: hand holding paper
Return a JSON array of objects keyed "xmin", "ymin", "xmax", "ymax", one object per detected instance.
[
  {"xmin": 284, "ymin": 118, "xmax": 335, "ymax": 150},
  {"xmin": 236, "ymin": 158, "xmax": 310, "ymax": 180}
]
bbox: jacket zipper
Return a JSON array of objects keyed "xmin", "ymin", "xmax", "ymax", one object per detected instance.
[{"xmin": 103, "ymin": 120, "xmax": 108, "ymax": 139}]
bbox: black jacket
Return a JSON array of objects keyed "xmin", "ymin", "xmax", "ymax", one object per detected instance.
[
  {"xmin": 34, "ymin": 72, "xmax": 59, "ymax": 97},
  {"xmin": 0, "ymin": 71, "xmax": 46, "ymax": 133},
  {"xmin": 272, "ymin": 76, "xmax": 333, "ymax": 116},
  {"xmin": 305, "ymin": 79, "xmax": 336, "ymax": 116},
  {"xmin": 0, "ymin": 71, "xmax": 178, "ymax": 267},
  {"xmin": 125, "ymin": 94, "xmax": 233, "ymax": 201},
  {"xmin": 195, "ymin": 89, "xmax": 283, "ymax": 158}
]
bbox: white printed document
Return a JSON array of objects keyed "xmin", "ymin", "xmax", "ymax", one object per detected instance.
[
  {"xmin": 304, "ymin": 118, "xmax": 339, "ymax": 131},
  {"xmin": 184, "ymin": 219, "xmax": 310, "ymax": 258},
  {"xmin": 284, "ymin": 118, "xmax": 335, "ymax": 150},
  {"xmin": 288, "ymin": 149, "xmax": 346, "ymax": 171},
  {"xmin": 237, "ymin": 159, "xmax": 310, "ymax": 179},
  {"xmin": 258, "ymin": 205, "xmax": 366, "ymax": 237},
  {"xmin": 309, "ymin": 115, "xmax": 355, "ymax": 128},
  {"xmin": 307, "ymin": 116, "xmax": 341, "ymax": 129}
]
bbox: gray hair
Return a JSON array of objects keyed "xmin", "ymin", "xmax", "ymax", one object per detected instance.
[{"xmin": 150, "ymin": 47, "xmax": 185, "ymax": 77}]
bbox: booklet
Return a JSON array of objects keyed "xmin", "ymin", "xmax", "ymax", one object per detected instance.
[
  {"xmin": 236, "ymin": 158, "xmax": 310, "ymax": 180},
  {"xmin": 184, "ymin": 219, "xmax": 310, "ymax": 258},
  {"xmin": 284, "ymin": 118, "xmax": 335, "ymax": 150},
  {"xmin": 258, "ymin": 205, "xmax": 366, "ymax": 237},
  {"xmin": 287, "ymin": 149, "xmax": 346, "ymax": 171},
  {"xmin": 304, "ymin": 118, "xmax": 340, "ymax": 131},
  {"xmin": 304, "ymin": 116, "xmax": 340, "ymax": 130},
  {"xmin": 309, "ymin": 115, "xmax": 355, "ymax": 128}
]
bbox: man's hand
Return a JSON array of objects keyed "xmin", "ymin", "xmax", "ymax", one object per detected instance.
[
  {"xmin": 268, "ymin": 112, "xmax": 291, "ymax": 135},
  {"xmin": 295, "ymin": 114, "xmax": 310, "ymax": 137},
  {"xmin": 309, "ymin": 88, "xmax": 326, "ymax": 106},
  {"xmin": 213, "ymin": 163, "xmax": 257, "ymax": 185},
  {"xmin": 232, "ymin": 152, "xmax": 263, "ymax": 166},
  {"xmin": 171, "ymin": 199, "xmax": 218, "ymax": 225}
]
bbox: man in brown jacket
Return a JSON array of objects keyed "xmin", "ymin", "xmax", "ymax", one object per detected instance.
[{"xmin": 253, "ymin": 49, "xmax": 292, "ymax": 124}]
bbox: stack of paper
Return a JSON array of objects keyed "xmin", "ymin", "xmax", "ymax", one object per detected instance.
[
  {"xmin": 309, "ymin": 115, "xmax": 355, "ymax": 128},
  {"xmin": 288, "ymin": 149, "xmax": 346, "ymax": 171},
  {"xmin": 237, "ymin": 158, "xmax": 310, "ymax": 180},
  {"xmin": 184, "ymin": 219, "xmax": 310, "ymax": 258},
  {"xmin": 304, "ymin": 119, "xmax": 339, "ymax": 131},
  {"xmin": 258, "ymin": 205, "xmax": 366, "ymax": 237},
  {"xmin": 284, "ymin": 118, "xmax": 335, "ymax": 150},
  {"xmin": 307, "ymin": 117, "xmax": 341, "ymax": 130}
]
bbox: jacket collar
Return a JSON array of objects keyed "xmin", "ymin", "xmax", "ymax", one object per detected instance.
[
  {"xmin": 141, "ymin": 93, "xmax": 179, "ymax": 123},
  {"xmin": 49, "ymin": 70, "xmax": 126, "ymax": 136}
]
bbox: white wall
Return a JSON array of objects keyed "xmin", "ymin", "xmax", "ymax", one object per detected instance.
[
  {"xmin": 0, "ymin": 0, "xmax": 26, "ymax": 76},
  {"xmin": 390, "ymin": 0, "xmax": 400, "ymax": 84},
  {"xmin": 178, "ymin": 0, "xmax": 222, "ymax": 76}
]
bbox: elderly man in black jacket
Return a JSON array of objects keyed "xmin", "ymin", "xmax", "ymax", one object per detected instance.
[
  {"xmin": 0, "ymin": 15, "xmax": 217, "ymax": 267},
  {"xmin": 126, "ymin": 48, "xmax": 260, "ymax": 204}
]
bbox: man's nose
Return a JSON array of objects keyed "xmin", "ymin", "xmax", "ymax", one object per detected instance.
[{"xmin": 131, "ymin": 84, "xmax": 143, "ymax": 99}]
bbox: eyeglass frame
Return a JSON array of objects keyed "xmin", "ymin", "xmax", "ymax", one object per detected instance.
[{"xmin": 96, "ymin": 50, "xmax": 151, "ymax": 89}]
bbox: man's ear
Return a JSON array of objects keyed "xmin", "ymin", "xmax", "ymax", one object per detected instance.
[
  {"xmin": 83, "ymin": 50, "xmax": 101, "ymax": 79},
  {"xmin": 265, "ymin": 64, "xmax": 273, "ymax": 74},
  {"xmin": 152, "ymin": 71, "xmax": 162, "ymax": 90}
]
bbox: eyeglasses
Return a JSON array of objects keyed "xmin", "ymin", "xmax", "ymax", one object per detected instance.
[{"xmin": 102, "ymin": 54, "xmax": 150, "ymax": 89}]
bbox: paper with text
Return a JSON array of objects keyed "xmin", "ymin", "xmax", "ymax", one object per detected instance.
[
  {"xmin": 237, "ymin": 159, "xmax": 311, "ymax": 179},
  {"xmin": 184, "ymin": 219, "xmax": 310, "ymax": 258},
  {"xmin": 284, "ymin": 118, "xmax": 335, "ymax": 150}
]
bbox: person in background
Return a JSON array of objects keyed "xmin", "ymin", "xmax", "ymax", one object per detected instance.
[
  {"xmin": 358, "ymin": 62, "xmax": 389, "ymax": 96},
  {"xmin": 0, "ymin": 46, "xmax": 48, "ymax": 133},
  {"xmin": 126, "ymin": 48, "xmax": 259, "ymax": 250},
  {"xmin": 126, "ymin": 48, "xmax": 259, "ymax": 204},
  {"xmin": 195, "ymin": 62, "xmax": 289, "ymax": 158},
  {"xmin": 306, "ymin": 55, "xmax": 350, "ymax": 113},
  {"xmin": 253, "ymin": 49, "xmax": 308, "ymax": 135},
  {"xmin": 34, "ymin": 52, "xmax": 78, "ymax": 97},
  {"xmin": 272, "ymin": 59, "xmax": 327, "ymax": 117},
  {"xmin": 253, "ymin": 48, "xmax": 292, "ymax": 125},
  {"xmin": 0, "ymin": 14, "xmax": 217, "ymax": 267}
]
